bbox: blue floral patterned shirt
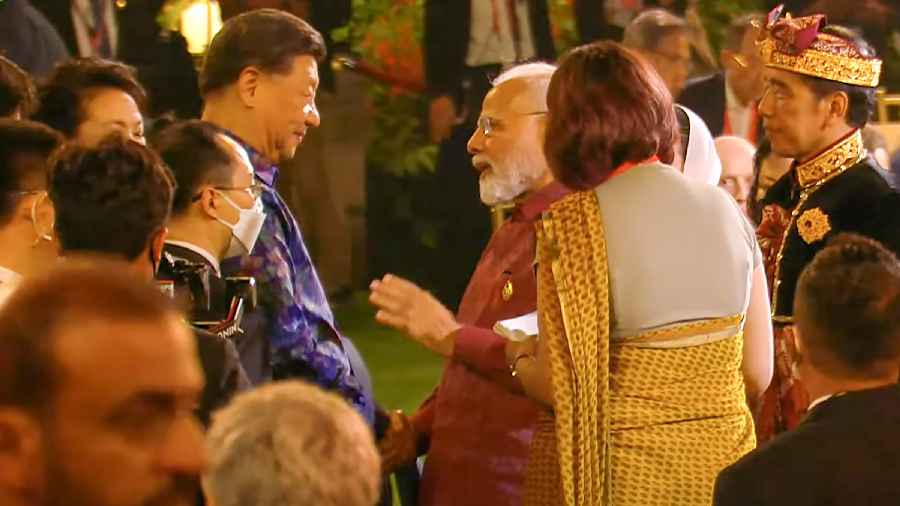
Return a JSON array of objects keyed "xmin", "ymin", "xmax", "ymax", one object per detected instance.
[{"xmin": 221, "ymin": 132, "xmax": 373, "ymax": 424}]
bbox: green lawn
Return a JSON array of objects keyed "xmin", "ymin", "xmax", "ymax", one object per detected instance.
[{"xmin": 335, "ymin": 293, "xmax": 444, "ymax": 413}]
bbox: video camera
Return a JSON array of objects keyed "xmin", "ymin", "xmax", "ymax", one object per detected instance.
[{"xmin": 157, "ymin": 252, "xmax": 257, "ymax": 340}]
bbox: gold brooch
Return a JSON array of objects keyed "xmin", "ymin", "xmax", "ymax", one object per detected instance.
[
  {"xmin": 502, "ymin": 280, "xmax": 514, "ymax": 301},
  {"xmin": 797, "ymin": 208, "xmax": 831, "ymax": 244}
]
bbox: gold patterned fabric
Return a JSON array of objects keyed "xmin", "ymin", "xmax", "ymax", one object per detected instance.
[
  {"xmin": 758, "ymin": 8, "xmax": 882, "ymax": 87},
  {"xmin": 525, "ymin": 190, "xmax": 756, "ymax": 506}
]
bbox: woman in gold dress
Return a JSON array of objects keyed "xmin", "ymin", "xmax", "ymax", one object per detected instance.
[{"xmin": 508, "ymin": 42, "xmax": 774, "ymax": 506}]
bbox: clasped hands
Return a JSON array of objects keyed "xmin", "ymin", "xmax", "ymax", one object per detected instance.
[{"xmin": 369, "ymin": 274, "xmax": 461, "ymax": 357}]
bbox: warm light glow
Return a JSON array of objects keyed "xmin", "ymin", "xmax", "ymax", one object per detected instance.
[{"xmin": 180, "ymin": 0, "xmax": 223, "ymax": 55}]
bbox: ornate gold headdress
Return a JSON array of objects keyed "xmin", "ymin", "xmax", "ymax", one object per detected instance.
[{"xmin": 757, "ymin": 5, "xmax": 882, "ymax": 88}]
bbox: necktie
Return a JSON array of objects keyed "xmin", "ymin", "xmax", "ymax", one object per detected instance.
[
  {"xmin": 490, "ymin": 0, "xmax": 523, "ymax": 61},
  {"xmin": 89, "ymin": 0, "xmax": 112, "ymax": 58}
]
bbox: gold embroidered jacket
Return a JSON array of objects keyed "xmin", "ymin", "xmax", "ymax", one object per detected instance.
[{"xmin": 759, "ymin": 131, "xmax": 900, "ymax": 322}]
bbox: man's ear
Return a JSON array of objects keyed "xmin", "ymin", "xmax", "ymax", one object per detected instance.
[
  {"xmin": 198, "ymin": 188, "xmax": 219, "ymax": 219},
  {"xmin": 236, "ymin": 67, "xmax": 263, "ymax": 108},
  {"xmin": 151, "ymin": 227, "xmax": 168, "ymax": 266},
  {"xmin": 825, "ymin": 91, "xmax": 850, "ymax": 127},
  {"xmin": 0, "ymin": 409, "xmax": 43, "ymax": 492}
]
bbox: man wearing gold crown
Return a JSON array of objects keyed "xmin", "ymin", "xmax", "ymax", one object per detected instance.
[{"xmin": 755, "ymin": 5, "xmax": 900, "ymax": 443}]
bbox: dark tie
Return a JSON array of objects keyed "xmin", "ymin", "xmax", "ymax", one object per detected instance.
[{"xmin": 89, "ymin": 0, "xmax": 112, "ymax": 58}]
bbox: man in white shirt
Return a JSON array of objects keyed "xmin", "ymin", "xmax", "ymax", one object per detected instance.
[
  {"xmin": 0, "ymin": 119, "xmax": 63, "ymax": 304},
  {"xmin": 679, "ymin": 13, "xmax": 765, "ymax": 143},
  {"xmin": 32, "ymin": 0, "xmax": 117, "ymax": 58}
]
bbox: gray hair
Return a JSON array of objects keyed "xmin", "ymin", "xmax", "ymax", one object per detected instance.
[
  {"xmin": 623, "ymin": 9, "xmax": 688, "ymax": 52},
  {"xmin": 204, "ymin": 381, "xmax": 381, "ymax": 506},
  {"xmin": 491, "ymin": 62, "xmax": 556, "ymax": 112}
]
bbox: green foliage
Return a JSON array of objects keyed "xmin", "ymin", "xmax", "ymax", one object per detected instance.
[
  {"xmin": 548, "ymin": 0, "xmax": 579, "ymax": 53},
  {"xmin": 158, "ymin": 0, "xmax": 193, "ymax": 31},
  {"xmin": 334, "ymin": 0, "xmax": 434, "ymax": 177},
  {"xmin": 696, "ymin": 0, "xmax": 766, "ymax": 54}
]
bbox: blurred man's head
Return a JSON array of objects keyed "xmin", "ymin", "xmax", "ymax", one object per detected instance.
[
  {"xmin": 34, "ymin": 58, "xmax": 147, "ymax": 146},
  {"xmin": 0, "ymin": 260, "xmax": 206, "ymax": 506},
  {"xmin": 48, "ymin": 137, "xmax": 175, "ymax": 279},
  {"xmin": 623, "ymin": 9, "xmax": 691, "ymax": 97},
  {"xmin": 0, "ymin": 55, "xmax": 36, "ymax": 119},
  {"xmin": 467, "ymin": 63, "xmax": 556, "ymax": 206},
  {"xmin": 794, "ymin": 234, "xmax": 900, "ymax": 389},
  {"xmin": 0, "ymin": 120, "xmax": 63, "ymax": 274},
  {"xmin": 715, "ymin": 135, "xmax": 756, "ymax": 215},
  {"xmin": 200, "ymin": 8, "xmax": 325, "ymax": 163},
  {"xmin": 204, "ymin": 381, "xmax": 380, "ymax": 506},
  {"xmin": 153, "ymin": 120, "xmax": 264, "ymax": 262},
  {"xmin": 861, "ymin": 125, "xmax": 890, "ymax": 170},
  {"xmin": 720, "ymin": 13, "xmax": 765, "ymax": 106}
]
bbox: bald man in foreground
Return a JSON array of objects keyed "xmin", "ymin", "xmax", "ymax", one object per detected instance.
[{"xmin": 716, "ymin": 135, "xmax": 757, "ymax": 218}]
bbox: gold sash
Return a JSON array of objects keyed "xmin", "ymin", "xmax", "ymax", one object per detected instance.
[{"xmin": 525, "ymin": 191, "xmax": 755, "ymax": 506}]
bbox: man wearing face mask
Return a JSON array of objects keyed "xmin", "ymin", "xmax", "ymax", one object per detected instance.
[
  {"xmin": 0, "ymin": 119, "xmax": 63, "ymax": 304},
  {"xmin": 47, "ymin": 134, "xmax": 249, "ymax": 425},
  {"xmin": 153, "ymin": 120, "xmax": 269, "ymax": 382},
  {"xmin": 369, "ymin": 63, "xmax": 568, "ymax": 506}
]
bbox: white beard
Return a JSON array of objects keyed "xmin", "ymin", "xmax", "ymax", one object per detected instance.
[{"xmin": 477, "ymin": 151, "xmax": 546, "ymax": 206}]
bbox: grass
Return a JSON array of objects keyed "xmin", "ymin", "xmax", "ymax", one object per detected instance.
[{"xmin": 335, "ymin": 293, "xmax": 444, "ymax": 413}]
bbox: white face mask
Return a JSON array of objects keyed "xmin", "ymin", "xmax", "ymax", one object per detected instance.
[{"xmin": 214, "ymin": 191, "xmax": 266, "ymax": 258}]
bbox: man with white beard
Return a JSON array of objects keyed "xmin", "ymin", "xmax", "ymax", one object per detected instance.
[{"xmin": 369, "ymin": 63, "xmax": 568, "ymax": 506}]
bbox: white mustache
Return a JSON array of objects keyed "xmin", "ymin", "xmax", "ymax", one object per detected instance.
[{"xmin": 472, "ymin": 155, "xmax": 494, "ymax": 168}]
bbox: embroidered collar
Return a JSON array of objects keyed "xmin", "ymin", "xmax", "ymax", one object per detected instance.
[{"xmin": 794, "ymin": 129, "xmax": 866, "ymax": 189}]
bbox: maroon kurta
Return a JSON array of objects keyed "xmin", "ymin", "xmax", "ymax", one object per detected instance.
[{"xmin": 412, "ymin": 183, "xmax": 569, "ymax": 506}]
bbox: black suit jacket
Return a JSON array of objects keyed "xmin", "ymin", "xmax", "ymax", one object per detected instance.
[
  {"xmin": 678, "ymin": 72, "xmax": 766, "ymax": 141},
  {"xmin": 424, "ymin": 0, "xmax": 556, "ymax": 98},
  {"xmin": 30, "ymin": 0, "xmax": 91, "ymax": 57},
  {"xmin": 678, "ymin": 73, "xmax": 728, "ymax": 137},
  {"xmin": 714, "ymin": 385, "xmax": 900, "ymax": 506},
  {"xmin": 574, "ymin": 0, "xmax": 623, "ymax": 44},
  {"xmin": 158, "ymin": 243, "xmax": 251, "ymax": 424},
  {"xmin": 194, "ymin": 328, "xmax": 249, "ymax": 426},
  {"xmin": 763, "ymin": 158, "xmax": 900, "ymax": 318}
]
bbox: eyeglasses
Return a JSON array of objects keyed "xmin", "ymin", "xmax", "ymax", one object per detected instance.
[
  {"xmin": 477, "ymin": 111, "xmax": 547, "ymax": 138},
  {"xmin": 191, "ymin": 182, "xmax": 265, "ymax": 202}
]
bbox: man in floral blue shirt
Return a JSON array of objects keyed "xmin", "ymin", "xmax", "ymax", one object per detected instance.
[{"xmin": 199, "ymin": 8, "xmax": 373, "ymax": 423}]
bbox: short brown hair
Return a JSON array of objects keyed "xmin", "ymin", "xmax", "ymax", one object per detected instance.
[
  {"xmin": 34, "ymin": 58, "xmax": 147, "ymax": 137},
  {"xmin": 545, "ymin": 42, "xmax": 677, "ymax": 190},
  {"xmin": 0, "ymin": 55, "xmax": 36, "ymax": 117},
  {"xmin": 0, "ymin": 119, "xmax": 63, "ymax": 225},
  {"xmin": 200, "ymin": 8, "xmax": 326, "ymax": 95},
  {"xmin": 48, "ymin": 136, "xmax": 175, "ymax": 260},
  {"xmin": 0, "ymin": 259, "xmax": 178, "ymax": 411},
  {"xmin": 795, "ymin": 234, "xmax": 900, "ymax": 379}
]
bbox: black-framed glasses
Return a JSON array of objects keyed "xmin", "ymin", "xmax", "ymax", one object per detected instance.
[
  {"xmin": 477, "ymin": 111, "xmax": 547, "ymax": 138},
  {"xmin": 191, "ymin": 182, "xmax": 265, "ymax": 202}
]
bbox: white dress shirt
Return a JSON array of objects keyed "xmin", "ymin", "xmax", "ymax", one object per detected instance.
[
  {"xmin": 725, "ymin": 81, "xmax": 754, "ymax": 141},
  {"xmin": 70, "ymin": 0, "xmax": 118, "ymax": 58},
  {"xmin": 466, "ymin": 0, "xmax": 535, "ymax": 67},
  {"xmin": 166, "ymin": 240, "xmax": 222, "ymax": 277}
]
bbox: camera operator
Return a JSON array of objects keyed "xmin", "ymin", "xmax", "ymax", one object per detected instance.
[
  {"xmin": 47, "ymin": 133, "xmax": 249, "ymax": 425},
  {"xmin": 152, "ymin": 119, "xmax": 268, "ymax": 382}
]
